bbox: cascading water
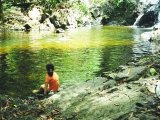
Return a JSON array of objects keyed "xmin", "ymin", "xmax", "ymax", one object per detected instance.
[
  {"xmin": 133, "ymin": 0, "xmax": 160, "ymax": 27},
  {"xmin": 133, "ymin": 0, "xmax": 160, "ymax": 56},
  {"xmin": 158, "ymin": 12, "xmax": 160, "ymax": 23},
  {"xmin": 133, "ymin": 14, "xmax": 144, "ymax": 26},
  {"xmin": 132, "ymin": 0, "xmax": 160, "ymax": 54}
]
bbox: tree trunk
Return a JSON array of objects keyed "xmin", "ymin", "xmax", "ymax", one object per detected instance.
[{"xmin": 0, "ymin": 0, "xmax": 3, "ymax": 22}]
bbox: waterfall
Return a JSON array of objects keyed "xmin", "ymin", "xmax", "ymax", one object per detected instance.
[
  {"xmin": 133, "ymin": 14, "xmax": 144, "ymax": 26},
  {"xmin": 158, "ymin": 12, "xmax": 160, "ymax": 23},
  {"xmin": 133, "ymin": 0, "xmax": 160, "ymax": 27}
]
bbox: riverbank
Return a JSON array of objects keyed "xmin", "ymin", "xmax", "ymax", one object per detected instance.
[
  {"xmin": 1, "ymin": 52, "xmax": 160, "ymax": 120},
  {"xmin": 0, "ymin": 1, "xmax": 97, "ymax": 32},
  {"xmin": 0, "ymin": 0, "xmax": 140, "ymax": 32}
]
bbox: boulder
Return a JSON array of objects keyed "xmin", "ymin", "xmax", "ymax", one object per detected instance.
[
  {"xmin": 56, "ymin": 28, "xmax": 65, "ymax": 33},
  {"xmin": 101, "ymin": 80, "xmax": 117, "ymax": 90},
  {"xmin": 39, "ymin": 13, "xmax": 49, "ymax": 23},
  {"xmin": 138, "ymin": 11, "xmax": 158, "ymax": 27},
  {"xmin": 50, "ymin": 15, "xmax": 60, "ymax": 28},
  {"xmin": 115, "ymin": 66, "xmax": 147, "ymax": 82},
  {"xmin": 23, "ymin": 24, "xmax": 31, "ymax": 31},
  {"xmin": 28, "ymin": 7, "xmax": 42, "ymax": 22}
]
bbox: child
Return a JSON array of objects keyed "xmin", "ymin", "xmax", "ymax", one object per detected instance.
[{"xmin": 33, "ymin": 64, "xmax": 60, "ymax": 95}]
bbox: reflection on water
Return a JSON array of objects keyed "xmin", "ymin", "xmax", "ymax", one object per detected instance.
[{"xmin": 0, "ymin": 26, "xmax": 135, "ymax": 97}]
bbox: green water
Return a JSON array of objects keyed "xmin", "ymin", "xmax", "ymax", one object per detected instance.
[{"xmin": 0, "ymin": 26, "xmax": 134, "ymax": 97}]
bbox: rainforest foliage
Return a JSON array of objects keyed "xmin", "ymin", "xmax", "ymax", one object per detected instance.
[
  {"xmin": 101, "ymin": 0, "xmax": 137, "ymax": 25},
  {"xmin": 0, "ymin": 0, "xmax": 137, "ymax": 25}
]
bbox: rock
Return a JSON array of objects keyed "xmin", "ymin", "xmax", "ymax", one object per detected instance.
[
  {"xmin": 138, "ymin": 11, "xmax": 158, "ymax": 27},
  {"xmin": 140, "ymin": 31, "xmax": 152, "ymax": 41},
  {"xmin": 116, "ymin": 66, "xmax": 146, "ymax": 82},
  {"xmin": 90, "ymin": 5, "xmax": 102, "ymax": 19},
  {"xmin": 106, "ymin": 66, "xmax": 147, "ymax": 82},
  {"xmin": 135, "ymin": 102, "xmax": 145, "ymax": 107},
  {"xmin": 107, "ymin": 87, "xmax": 118, "ymax": 93},
  {"xmin": 56, "ymin": 28, "xmax": 65, "ymax": 33},
  {"xmin": 126, "ymin": 66, "xmax": 146, "ymax": 82},
  {"xmin": 60, "ymin": 23, "xmax": 67, "ymax": 30},
  {"xmin": 126, "ymin": 85, "xmax": 132, "ymax": 89},
  {"xmin": 135, "ymin": 0, "xmax": 160, "ymax": 27},
  {"xmin": 49, "ymin": 15, "xmax": 60, "ymax": 28},
  {"xmin": 101, "ymin": 80, "xmax": 117, "ymax": 90},
  {"xmin": 27, "ymin": 96, "xmax": 35, "ymax": 100},
  {"xmin": 140, "ymin": 87, "xmax": 148, "ymax": 94},
  {"xmin": 28, "ymin": 7, "xmax": 42, "ymax": 22},
  {"xmin": 67, "ymin": 13, "xmax": 78, "ymax": 28},
  {"xmin": 106, "ymin": 73, "xmax": 117, "ymax": 79},
  {"xmin": 118, "ymin": 65, "xmax": 129, "ymax": 71},
  {"xmin": 107, "ymin": 21, "xmax": 119, "ymax": 26},
  {"xmin": 39, "ymin": 13, "xmax": 49, "ymax": 23},
  {"xmin": 11, "ymin": 24, "xmax": 24, "ymax": 31},
  {"xmin": 135, "ymin": 113, "xmax": 158, "ymax": 120},
  {"xmin": 101, "ymin": 15, "xmax": 109, "ymax": 25},
  {"xmin": 40, "ymin": 115, "xmax": 47, "ymax": 119},
  {"xmin": 39, "ymin": 18, "xmax": 55, "ymax": 31},
  {"xmin": 23, "ymin": 24, "xmax": 31, "ymax": 31},
  {"xmin": 155, "ymin": 82, "xmax": 160, "ymax": 98},
  {"xmin": 144, "ymin": 78, "xmax": 159, "ymax": 93},
  {"xmin": 116, "ymin": 72, "xmax": 129, "ymax": 81}
]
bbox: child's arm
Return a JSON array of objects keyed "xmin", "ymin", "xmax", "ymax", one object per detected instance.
[
  {"xmin": 44, "ymin": 82, "xmax": 48, "ymax": 95},
  {"xmin": 44, "ymin": 74, "xmax": 49, "ymax": 95}
]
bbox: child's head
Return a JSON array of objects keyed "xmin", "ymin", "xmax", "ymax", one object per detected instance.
[{"xmin": 46, "ymin": 64, "xmax": 54, "ymax": 77}]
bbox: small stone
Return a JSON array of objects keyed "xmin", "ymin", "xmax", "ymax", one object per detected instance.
[
  {"xmin": 135, "ymin": 102, "xmax": 144, "ymax": 107},
  {"xmin": 56, "ymin": 28, "xmax": 65, "ymax": 33},
  {"xmin": 107, "ymin": 88, "xmax": 118, "ymax": 93},
  {"xmin": 40, "ymin": 115, "xmax": 47, "ymax": 119},
  {"xmin": 157, "ymin": 106, "xmax": 160, "ymax": 110},
  {"xmin": 126, "ymin": 85, "xmax": 132, "ymax": 89}
]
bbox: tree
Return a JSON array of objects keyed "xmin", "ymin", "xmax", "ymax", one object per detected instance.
[{"xmin": 0, "ymin": 0, "xmax": 3, "ymax": 22}]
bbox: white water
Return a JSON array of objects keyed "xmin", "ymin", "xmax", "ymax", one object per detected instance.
[
  {"xmin": 133, "ymin": 0, "xmax": 160, "ymax": 27},
  {"xmin": 158, "ymin": 12, "xmax": 160, "ymax": 23},
  {"xmin": 139, "ymin": 0, "xmax": 159, "ymax": 5},
  {"xmin": 133, "ymin": 14, "xmax": 144, "ymax": 26}
]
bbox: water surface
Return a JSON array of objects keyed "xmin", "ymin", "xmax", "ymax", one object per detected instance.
[{"xmin": 0, "ymin": 26, "xmax": 140, "ymax": 97}]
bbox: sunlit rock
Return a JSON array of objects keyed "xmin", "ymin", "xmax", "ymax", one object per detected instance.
[
  {"xmin": 140, "ymin": 31, "xmax": 152, "ymax": 41},
  {"xmin": 24, "ymin": 24, "xmax": 31, "ymax": 31},
  {"xmin": 39, "ymin": 18, "xmax": 55, "ymax": 31},
  {"xmin": 56, "ymin": 28, "xmax": 65, "ymax": 33},
  {"xmin": 116, "ymin": 66, "xmax": 146, "ymax": 82},
  {"xmin": 28, "ymin": 7, "xmax": 42, "ymax": 22},
  {"xmin": 50, "ymin": 15, "xmax": 60, "ymax": 28},
  {"xmin": 67, "ymin": 11, "xmax": 78, "ymax": 28}
]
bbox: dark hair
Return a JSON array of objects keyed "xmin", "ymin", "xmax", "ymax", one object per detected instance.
[{"xmin": 46, "ymin": 64, "xmax": 54, "ymax": 77}]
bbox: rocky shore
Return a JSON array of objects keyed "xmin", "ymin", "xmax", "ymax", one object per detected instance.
[
  {"xmin": 0, "ymin": 0, "xmax": 139, "ymax": 32},
  {"xmin": 0, "ymin": 1, "xmax": 100, "ymax": 33},
  {"xmin": 1, "ymin": 52, "xmax": 160, "ymax": 120}
]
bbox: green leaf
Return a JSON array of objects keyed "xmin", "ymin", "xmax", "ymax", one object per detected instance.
[
  {"xmin": 14, "ymin": 104, "xmax": 17, "ymax": 107},
  {"xmin": 149, "ymin": 68, "xmax": 156, "ymax": 76}
]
